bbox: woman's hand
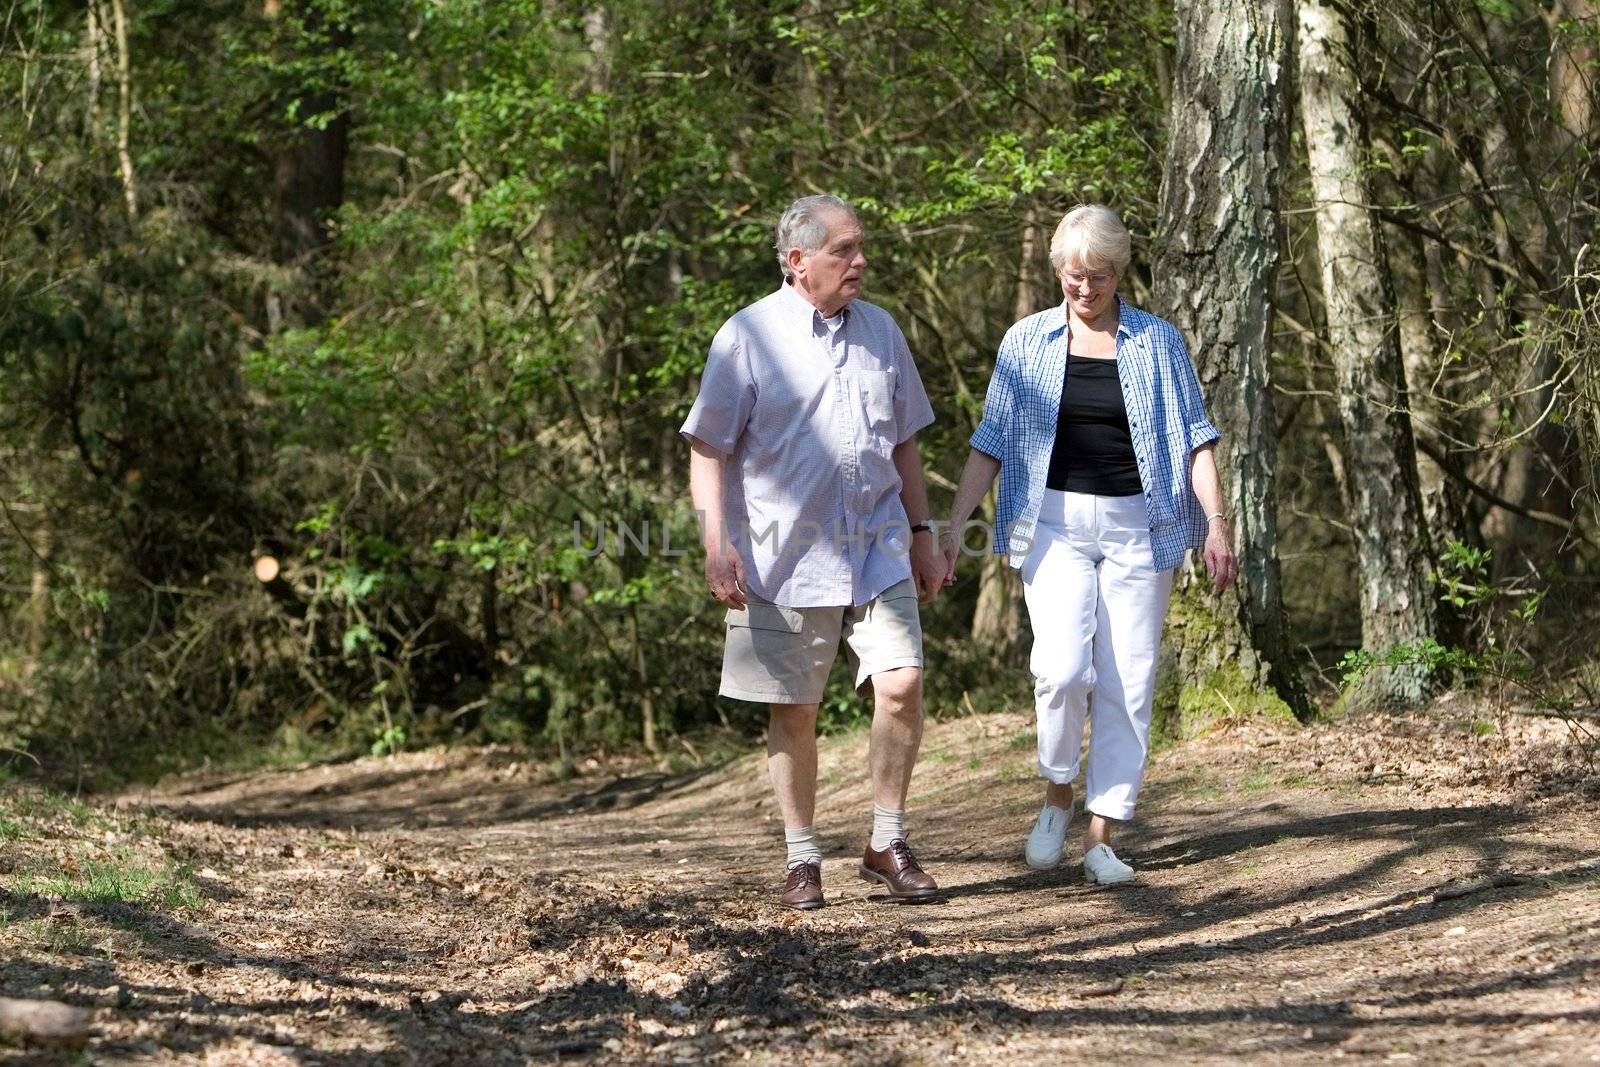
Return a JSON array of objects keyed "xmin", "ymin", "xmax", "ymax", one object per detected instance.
[
  {"xmin": 940, "ymin": 530, "xmax": 960, "ymax": 586},
  {"xmin": 1203, "ymin": 519, "xmax": 1237, "ymax": 592}
]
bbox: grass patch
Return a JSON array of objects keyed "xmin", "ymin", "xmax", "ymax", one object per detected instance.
[
  {"xmin": 1161, "ymin": 768, "xmax": 1226, "ymax": 802},
  {"xmin": 2, "ymin": 782, "xmax": 204, "ymax": 949},
  {"xmin": 15, "ymin": 916, "xmax": 93, "ymax": 955},
  {"xmin": 922, "ymin": 746, "xmax": 955, "ymax": 764},
  {"xmin": 17, "ymin": 855, "xmax": 203, "ymax": 913},
  {"xmin": 1470, "ymin": 719, "xmax": 1496, "ymax": 737},
  {"xmin": 0, "ymin": 787, "xmax": 104, "ymax": 831},
  {"xmin": 1240, "ymin": 763, "xmax": 1277, "ymax": 796},
  {"xmin": 1007, "ymin": 729, "xmax": 1035, "ymax": 751}
]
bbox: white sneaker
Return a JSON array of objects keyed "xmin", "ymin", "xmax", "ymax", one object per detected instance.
[
  {"xmin": 1083, "ymin": 843, "xmax": 1135, "ymax": 885},
  {"xmin": 1024, "ymin": 804, "xmax": 1072, "ymax": 869}
]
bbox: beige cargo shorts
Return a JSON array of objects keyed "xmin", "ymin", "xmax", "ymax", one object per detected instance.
[{"xmin": 719, "ymin": 579, "xmax": 924, "ymax": 704}]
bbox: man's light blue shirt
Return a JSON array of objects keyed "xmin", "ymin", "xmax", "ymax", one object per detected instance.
[
  {"xmin": 970, "ymin": 298, "xmax": 1221, "ymax": 571},
  {"xmin": 682, "ymin": 283, "xmax": 935, "ymax": 607}
]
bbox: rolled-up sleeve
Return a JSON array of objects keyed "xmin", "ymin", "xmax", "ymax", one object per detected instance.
[
  {"xmin": 1170, "ymin": 327, "xmax": 1221, "ymax": 453},
  {"xmin": 680, "ymin": 322, "xmax": 754, "ymax": 455},
  {"xmin": 892, "ymin": 324, "xmax": 935, "ymax": 443},
  {"xmin": 969, "ymin": 332, "xmax": 1016, "ymax": 460}
]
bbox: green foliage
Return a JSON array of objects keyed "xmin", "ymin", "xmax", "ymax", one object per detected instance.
[
  {"xmin": 0, "ymin": 0, "xmax": 1163, "ymax": 774},
  {"xmin": 1338, "ymin": 541, "xmax": 1588, "ymax": 742},
  {"xmin": 818, "ymin": 678, "xmax": 873, "ymax": 736},
  {"xmin": 0, "ymin": 0, "xmax": 1593, "ymax": 780},
  {"xmin": 1339, "ymin": 539, "xmax": 1542, "ymax": 688}
]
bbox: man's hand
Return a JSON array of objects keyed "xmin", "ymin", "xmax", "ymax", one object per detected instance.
[
  {"xmin": 1203, "ymin": 520, "xmax": 1238, "ymax": 593},
  {"xmin": 910, "ymin": 530, "xmax": 943, "ymax": 603},
  {"xmin": 705, "ymin": 544, "xmax": 748, "ymax": 609}
]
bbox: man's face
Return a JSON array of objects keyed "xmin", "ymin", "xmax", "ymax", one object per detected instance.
[{"xmin": 791, "ymin": 211, "xmax": 867, "ymax": 313}]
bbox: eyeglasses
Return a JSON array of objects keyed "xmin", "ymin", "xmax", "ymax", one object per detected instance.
[{"xmin": 1061, "ymin": 270, "xmax": 1115, "ymax": 289}]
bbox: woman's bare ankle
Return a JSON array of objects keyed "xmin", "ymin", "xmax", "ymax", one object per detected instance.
[{"xmin": 1044, "ymin": 782, "xmax": 1073, "ymax": 810}]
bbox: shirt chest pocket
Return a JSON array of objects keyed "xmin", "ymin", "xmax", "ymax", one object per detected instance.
[
  {"xmin": 857, "ymin": 369, "xmax": 897, "ymax": 434},
  {"xmin": 1013, "ymin": 372, "xmax": 1059, "ymax": 436}
]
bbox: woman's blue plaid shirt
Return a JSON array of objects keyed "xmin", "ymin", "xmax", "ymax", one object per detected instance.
[{"xmin": 969, "ymin": 298, "xmax": 1221, "ymax": 571}]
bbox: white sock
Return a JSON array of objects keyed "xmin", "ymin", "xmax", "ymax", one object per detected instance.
[
  {"xmin": 784, "ymin": 825, "xmax": 821, "ymax": 869},
  {"xmin": 870, "ymin": 804, "xmax": 906, "ymax": 851}
]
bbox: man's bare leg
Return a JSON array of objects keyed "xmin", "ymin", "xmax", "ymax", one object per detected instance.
[
  {"xmin": 768, "ymin": 702, "xmax": 820, "ymax": 830},
  {"xmin": 869, "ymin": 667, "xmax": 924, "ymax": 811}
]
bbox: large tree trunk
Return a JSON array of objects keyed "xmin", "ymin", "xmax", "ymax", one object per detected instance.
[
  {"xmin": 1298, "ymin": 0, "xmax": 1440, "ymax": 705},
  {"xmin": 1151, "ymin": 0, "xmax": 1308, "ymax": 725}
]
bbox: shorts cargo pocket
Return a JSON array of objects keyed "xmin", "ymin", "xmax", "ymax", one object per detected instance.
[
  {"xmin": 876, "ymin": 580, "xmax": 918, "ymax": 605},
  {"xmin": 726, "ymin": 602, "xmax": 806, "ymax": 633}
]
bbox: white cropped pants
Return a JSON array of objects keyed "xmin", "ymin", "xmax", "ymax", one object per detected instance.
[{"xmin": 1021, "ymin": 490, "xmax": 1174, "ymax": 821}]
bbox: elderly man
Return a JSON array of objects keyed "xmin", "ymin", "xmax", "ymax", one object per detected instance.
[{"xmin": 681, "ymin": 195, "xmax": 945, "ymax": 910}]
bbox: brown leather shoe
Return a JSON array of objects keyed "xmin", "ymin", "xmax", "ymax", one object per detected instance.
[
  {"xmin": 780, "ymin": 861, "xmax": 824, "ymax": 910},
  {"xmin": 859, "ymin": 839, "xmax": 938, "ymax": 899}
]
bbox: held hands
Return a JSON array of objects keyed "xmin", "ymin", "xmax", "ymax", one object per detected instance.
[
  {"xmin": 704, "ymin": 542, "xmax": 748, "ymax": 609},
  {"xmin": 1203, "ymin": 518, "xmax": 1238, "ymax": 592}
]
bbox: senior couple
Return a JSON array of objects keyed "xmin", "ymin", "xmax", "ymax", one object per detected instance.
[{"xmin": 682, "ymin": 195, "xmax": 1237, "ymax": 910}]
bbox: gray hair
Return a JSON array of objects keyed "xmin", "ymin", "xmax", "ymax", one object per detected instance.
[
  {"xmin": 774, "ymin": 195, "xmax": 858, "ymax": 279},
  {"xmin": 1049, "ymin": 204, "xmax": 1132, "ymax": 277}
]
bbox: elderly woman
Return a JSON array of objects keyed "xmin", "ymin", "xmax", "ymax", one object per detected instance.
[{"xmin": 942, "ymin": 204, "xmax": 1237, "ymax": 884}]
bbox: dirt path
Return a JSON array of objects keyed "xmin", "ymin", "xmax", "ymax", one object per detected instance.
[{"xmin": 4, "ymin": 703, "xmax": 1599, "ymax": 1064}]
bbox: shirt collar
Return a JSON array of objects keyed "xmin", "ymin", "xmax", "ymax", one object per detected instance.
[
  {"xmin": 1048, "ymin": 295, "xmax": 1132, "ymax": 339},
  {"xmin": 779, "ymin": 278, "xmax": 850, "ymax": 328}
]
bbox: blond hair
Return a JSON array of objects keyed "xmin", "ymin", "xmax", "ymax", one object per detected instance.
[{"xmin": 1048, "ymin": 204, "xmax": 1131, "ymax": 277}]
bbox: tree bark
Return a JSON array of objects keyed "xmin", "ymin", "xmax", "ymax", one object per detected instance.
[
  {"xmin": 1298, "ymin": 0, "xmax": 1439, "ymax": 704},
  {"xmin": 108, "ymin": 0, "xmax": 137, "ymax": 218},
  {"xmin": 1151, "ymin": 0, "xmax": 1308, "ymax": 723}
]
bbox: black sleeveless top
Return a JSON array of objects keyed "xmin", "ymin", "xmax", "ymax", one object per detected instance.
[{"xmin": 1044, "ymin": 355, "xmax": 1143, "ymax": 496}]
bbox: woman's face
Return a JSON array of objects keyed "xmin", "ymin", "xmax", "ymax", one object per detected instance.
[{"xmin": 1059, "ymin": 262, "xmax": 1119, "ymax": 321}]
